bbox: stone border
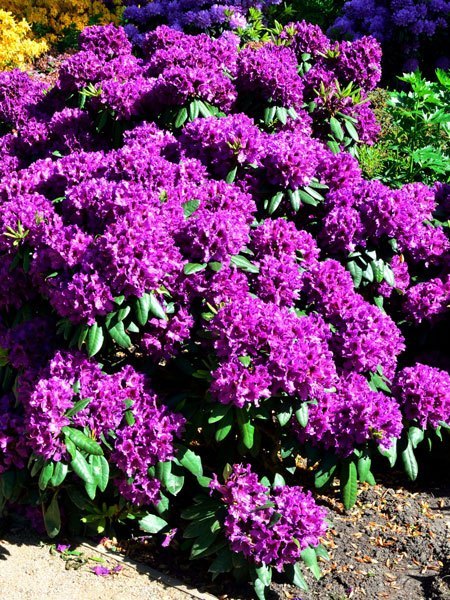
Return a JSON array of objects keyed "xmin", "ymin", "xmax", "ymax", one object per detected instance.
[{"xmin": 79, "ymin": 542, "xmax": 218, "ymax": 600}]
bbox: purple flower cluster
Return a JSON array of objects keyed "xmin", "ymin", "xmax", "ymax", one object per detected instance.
[
  {"xmin": 393, "ymin": 364, "xmax": 450, "ymax": 429},
  {"xmin": 8, "ymin": 348, "xmax": 184, "ymax": 505},
  {"xmin": 295, "ymin": 373, "xmax": 403, "ymax": 457},
  {"xmin": 210, "ymin": 295, "xmax": 337, "ymax": 407},
  {"xmin": 304, "ymin": 260, "xmax": 405, "ymax": 379},
  {"xmin": 210, "ymin": 464, "xmax": 327, "ymax": 571},
  {"xmin": 112, "ymin": 379, "xmax": 185, "ymax": 506}
]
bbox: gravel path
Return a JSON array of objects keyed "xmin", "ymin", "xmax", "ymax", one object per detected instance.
[{"xmin": 0, "ymin": 531, "xmax": 213, "ymax": 600}]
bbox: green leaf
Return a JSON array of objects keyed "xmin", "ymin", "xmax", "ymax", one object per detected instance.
[
  {"xmin": 208, "ymin": 548, "xmax": 233, "ymax": 574},
  {"xmin": 188, "ymin": 100, "xmax": 200, "ymax": 121},
  {"xmin": 298, "ymin": 189, "xmax": 319, "ymax": 206},
  {"xmin": 134, "ymin": 293, "xmax": 151, "ymax": 326},
  {"xmin": 108, "ymin": 321, "xmax": 132, "ymax": 349},
  {"xmin": 139, "ymin": 513, "xmax": 168, "ymax": 534},
  {"xmin": 288, "ymin": 189, "xmax": 301, "ymax": 211},
  {"xmin": 197, "ymin": 475, "xmax": 212, "ymax": 488},
  {"xmin": 357, "ymin": 453, "xmax": 371, "ymax": 483},
  {"xmin": 253, "ymin": 578, "xmax": 266, "ymax": 600},
  {"xmin": 184, "ymin": 516, "xmax": 220, "ymax": 539},
  {"xmin": 175, "ymin": 445, "xmax": 203, "ymax": 477},
  {"xmin": 90, "ymin": 455, "xmax": 109, "ymax": 492},
  {"xmin": 344, "ymin": 120, "xmax": 359, "ymax": 141},
  {"xmin": 327, "ymin": 139, "xmax": 340, "ymax": 154},
  {"xmin": 314, "ymin": 455, "xmax": 338, "ymax": 489},
  {"xmin": 43, "ymin": 493, "xmax": 61, "ymax": 538},
  {"xmin": 255, "ymin": 564, "xmax": 272, "ymax": 586},
  {"xmin": 277, "ymin": 405, "xmax": 293, "ymax": 427},
  {"xmin": 50, "ymin": 462, "xmax": 68, "ymax": 487},
  {"xmin": 378, "ymin": 438, "xmax": 397, "ymax": 467},
  {"xmin": 264, "ymin": 106, "xmax": 276, "ymax": 124},
  {"xmin": 315, "ymin": 544, "xmax": 330, "ymax": 561},
  {"xmin": 182, "ymin": 199, "xmax": 200, "ymax": 219},
  {"xmin": 189, "ymin": 529, "xmax": 219, "ymax": 559},
  {"xmin": 30, "ymin": 456, "xmax": 45, "ymax": 478},
  {"xmin": 65, "ymin": 437, "xmax": 77, "ymax": 460},
  {"xmin": 383, "ymin": 264, "xmax": 395, "ymax": 287},
  {"xmin": 215, "ymin": 409, "xmax": 233, "ymax": 442},
  {"xmin": 208, "ymin": 261, "xmax": 222, "ymax": 272},
  {"xmin": 148, "ymin": 294, "xmax": 168, "ymax": 321},
  {"xmin": 401, "ymin": 440, "xmax": 418, "ymax": 481},
  {"xmin": 226, "ymin": 166, "xmax": 237, "ymax": 184},
  {"xmin": 184, "ymin": 262, "xmax": 207, "ymax": 275},
  {"xmin": 341, "ymin": 460, "xmax": 358, "ymax": 509},
  {"xmin": 175, "ymin": 107, "xmax": 188, "ymax": 128},
  {"xmin": 301, "ymin": 546, "xmax": 321, "ymax": 580},
  {"xmin": 276, "ymin": 106, "xmax": 288, "ymax": 125},
  {"xmin": 408, "ymin": 426, "xmax": 424, "ymax": 449},
  {"xmin": 236, "ymin": 409, "xmax": 255, "ymax": 450},
  {"xmin": 285, "ymin": 563, "xmax": 308, "ymax": 591},
  {"xmin": 208, "ymin": 404, "xmax": 231, "ymax": 424},
  {"xmin": 268, "ymin": 191, "xmax": 284, "ymax": 215},
  {"xmin": 86, "ymin": 323, "xmax": 104, "ymax": 357},
  {"xmin": 197, "ymin": 101, "xmax": 212, "ymax": 118},
  {"xmin": 231, "ymin": 255, "xmax": 259, "ymax": 274},
  {"xmin": 63, "ymin": 427, "xmax": 103, "ymax": 456},
  {"xmin": 330, "ymin": 117, "xmax": 344, "ymax": 141},
  {"xmin": 238, "ymin": 355, "xmax": 252, "ymax": 368},
  {"xmin": 295, "ymin": 403, "xmax": 309, "ymax": 427},
  {"xmin": 39, "ymin": 462, "xmax": 55, "ymax": 491},
  {"xmin": 273, "ymin": 473, "xmax": 285, "ymax": 488},
  {"xmin": 347, "ymin": 260, "xmax": 363, "ymax": 288},
  {"xmin": 303, "ymin": 186, "xmax": 324, "ymax": 201},
  {"xmin": 70, "ymin": 451, "xmax": 94, "ymax": 485},
  {"xmin": 66, "ymin": 397, "xmax": 92, "ymax": 418}
]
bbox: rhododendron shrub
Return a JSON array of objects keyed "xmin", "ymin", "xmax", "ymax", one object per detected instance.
[{"xmin": 0, "ymin": 22, "xmax": 449, "ymax": 598}]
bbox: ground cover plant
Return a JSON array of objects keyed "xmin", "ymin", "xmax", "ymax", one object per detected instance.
[{"xmin": 0, "ymin": 17, "xmax": 449, "ymax": 599}]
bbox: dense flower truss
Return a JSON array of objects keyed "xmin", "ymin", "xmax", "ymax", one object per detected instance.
[
  {"xmin": 112, "ymin": 383, "xmax": 185, "ymax": 506},
  {"xmin": 180, "ymin": 114, "xmax": 264, "ymax": 179},
  {"xmin": 303, "ymin": 260, "xmax": 405, "ymax": 379},
  {"xmin": 210, "ymin": 464, "xmax": 327, "ymax": 571},
  {"xmin": 20, "ymin": 351, "xmax": 130, "ymax": 460},
  {"xmin": 236, "ymin": 44, "xmax": 305, "ymax": 110},
  {"xmin": 393, "ymin": 364, "xmax": 450, "ymax": 429},
  {"xmin": 294, "ymin": 373, "xmax": 403, "ymax": 457},
  {"xmin": 210, "ymin": 295, "xmax": 337, "ymax": 407}
]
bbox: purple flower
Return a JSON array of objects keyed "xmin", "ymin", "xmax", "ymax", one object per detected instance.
[
  {"xmin": 295, "ymin": 372, "xmax": 403, "ymax": 456},
  {"xmin": 393, "ymin": 364, "xmax": 450, "ymax": 429},
  {"xmin": 210, "ymin": 464, "xmax": 327, "ymax": 571}
]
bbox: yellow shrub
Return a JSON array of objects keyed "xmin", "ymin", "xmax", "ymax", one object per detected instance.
[
  {"xmin": 2, "ymin": 1, "xmax": 123, "ymax": 46},
  {"xmin": 0, "ymin": 10, "xmax": 48, "ymax": 70}
]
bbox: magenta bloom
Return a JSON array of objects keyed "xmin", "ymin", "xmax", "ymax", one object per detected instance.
[{"xmin": 210, "ymin": 464, "xmax": 327, "ymax": 572}]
